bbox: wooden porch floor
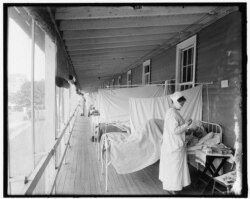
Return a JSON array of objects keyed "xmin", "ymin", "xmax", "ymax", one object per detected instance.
[{"xmin": 55, "ymin": 114, "xmax": 212, "ymax": 196}]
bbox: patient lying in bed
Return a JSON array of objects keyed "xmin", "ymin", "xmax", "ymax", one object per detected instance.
[
  {"xmin": 101, "ymin": 118, "xmax": 164, "ymax": 174},
  {"xmin": 97, "ymin": 121, "xmax": 131, "ymax": 142},
  {"xmin": 185, "ymin": 120, "xmax": 221, "ymax": 152}
]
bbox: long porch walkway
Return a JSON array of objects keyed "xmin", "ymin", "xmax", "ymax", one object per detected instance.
[{"xmin": 55, "ymin": 114, "xmax": 210, "ymax": 196}]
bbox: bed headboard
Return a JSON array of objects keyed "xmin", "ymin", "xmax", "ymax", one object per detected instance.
[{"xmin": 201, "ymin": 121, "xmax": 223, "ymax": 143}]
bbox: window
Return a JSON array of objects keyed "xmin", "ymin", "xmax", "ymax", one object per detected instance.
[
  {"xmin": 7, "ymin": 8, "xmax": 80, "ymax": 194},
  {"xmin": 127, "ymin": 70, "xmax": 132, "ymax": 87},
  {"xmin": 118, "ymin": 75, "xmax": 122, "ymax": 87},
  {"xmin": 8, "ymin": 8, "xmax": 33, "ymax": 194},
  {"xmin": 142, "ymin": 60, "xmax": 151, "ymax": 84},
  {"xmin": 175, "ymin": 35, "xmax": 197, "ymax": 91},
  {"xmin": 7, "ymin": 7, "xmax": 57, "ymax": 194}
]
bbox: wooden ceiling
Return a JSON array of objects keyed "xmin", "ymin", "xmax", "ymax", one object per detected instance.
[{"xmin": 54, "ymin": 5, "xmax": 237, "ymax": 93}]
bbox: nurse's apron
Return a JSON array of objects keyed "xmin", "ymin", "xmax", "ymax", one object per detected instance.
[{"xmin": 159, "ymin": 108, "xmax": 191, "ymax": 191}]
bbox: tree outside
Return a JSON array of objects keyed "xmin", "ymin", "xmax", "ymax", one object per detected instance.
[{"xmin": 9, "ymin": 79, "xmax": 45, "ymax": 120}]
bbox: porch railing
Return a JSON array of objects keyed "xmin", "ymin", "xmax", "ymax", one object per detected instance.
[{"xmin": 19, "ymin": 105, "xmax": 79, "ymax": 195}]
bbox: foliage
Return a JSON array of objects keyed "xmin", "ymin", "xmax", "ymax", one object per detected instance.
[{"xmin": 9, "ymin": 80, "xmax": 45, "ymax": 109}]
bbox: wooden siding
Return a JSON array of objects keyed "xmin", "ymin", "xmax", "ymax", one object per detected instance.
[
  {"xmin": 151, "ymin": 45, "xmax": 176, "ymax": 83},
  {"xmin": 131, "ymin": 64, "xmax": 142, "ymax": 85},
  {"xmin": 197, "ymin": 11, "xmax": 242, "ymax": 147}
]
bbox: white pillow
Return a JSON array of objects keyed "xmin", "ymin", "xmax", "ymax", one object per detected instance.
[
  {"xmin": 197, "ymin": 132, "xmax": 214, "ymax": 145},
  {"xmin": 204, "ymin": 133, "xmax": 220, "ymax": 146}
]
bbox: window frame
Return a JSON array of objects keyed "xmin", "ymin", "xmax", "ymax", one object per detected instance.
[
  {"xmin": 175, "ymin": 35, "xmax": 197, "ymax": 91},
  {"xmin": 127, "ymin": 70, "xmax": 132, "ymax": 87},
  {"xmin": 117, "ymin": 75, "xmax": 121, "ymax": 87},
  {"xmin": 7, "ymin": 8, "xmax": 59, "ymax": 194},
  {"xmin": 142, "ymin": 59, "xmax": 151, "ymax": 85}
]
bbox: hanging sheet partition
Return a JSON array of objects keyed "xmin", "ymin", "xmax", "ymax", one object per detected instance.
[
  {"xmin": 91, "ymin": 92, "xmax": 99, "ymax": 110},
  {"xmin": 129, "ymin": 85, "xmax": 203, "ymax": 134},
  {"xmin": 98, "ymin": 85, "xmax": 164, "ymax": 124},
  {"xmin": 85, "ymin": 92, "xmax": 99, "ymax": 110},
  {"xmin": 108, "ymin": 85, "xmax": 203, "ymax": 174}
]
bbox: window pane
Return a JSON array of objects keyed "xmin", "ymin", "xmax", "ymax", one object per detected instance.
[
  {"xmin": 183, "ymin": 50, "xmax": 187, "ymax": 66},
  {"xmin": 8, "ymin": 7, "xmax": 33, "ymax": 194},
  {"xmin": 187, "ymin": 66, "xmax": 191, "ymax": 82},
  {"xmin": 34, "ymin": 23, "xmax": 46, "ymax": 166},
  {"xmin": 184, "ymin": 67, "xmax": 187, "ymax": 82},
  {"xmin": 192, "ymin": 47, "xmax": 194, "ymax": 64},
  {"xmin": 144, "ymin": 65, "xmax": 150, "ymax": 73},
  {"xmin": 188, "ymin": 48, "xmax": 193, "ymax": 65}
]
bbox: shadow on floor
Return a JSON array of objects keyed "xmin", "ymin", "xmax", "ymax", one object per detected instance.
[{"xmin": 177, "ymin": 164, "xmax": 228, "ymax": 196}]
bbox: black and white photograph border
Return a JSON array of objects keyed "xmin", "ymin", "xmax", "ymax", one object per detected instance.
[{"xmin": 1, "ymin": 0, "xmax": 248, "ymax": 197}]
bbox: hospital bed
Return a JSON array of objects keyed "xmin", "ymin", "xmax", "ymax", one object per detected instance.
[
  {"xmin": 94, "ymin": 121, "xmax": 130, "ymax": 161},
  {"xmin": 187, "ymin": 121, "xmax": 223, "ymax": 169},
  {"xmin": 100, "ymin": 120, "xmax": 223, "ymax": 192}
]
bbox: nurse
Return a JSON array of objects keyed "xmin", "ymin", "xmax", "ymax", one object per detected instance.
[{"xmin": 159, "ymin": 91, "xmax": 192, "ymax": 194}]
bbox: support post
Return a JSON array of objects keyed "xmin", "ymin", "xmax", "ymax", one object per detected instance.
[{"xmin": 31, "ymin": 18, "xmax": 35, "ymax": 170}]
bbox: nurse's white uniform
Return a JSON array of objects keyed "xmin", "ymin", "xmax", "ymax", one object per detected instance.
[{"xmin": 159, "ymin": 107, "xmax": 191, "ymax": 191}]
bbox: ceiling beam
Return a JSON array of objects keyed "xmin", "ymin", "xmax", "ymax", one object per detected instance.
[
  {"xmin": 68, "ymin": 45, "xmax": 155, "ymax": 55},
  {"xmin": 62, "ymin": 25, "xmax": 193, "ymax": 39},
  {"xmin": 72, "ymin": 59, "xmax": 137, "ymax": 66},
  {"xmin": 59, "ymin": 14, "xmax": 206, "ymax": 30},
  {"xmin": 77, "ymin": 71, "xmax": 122, "ymax": 77},
  {"xmin": 73, "ymin": 64, "xmax": 134, "ymax": 70},
  {"xmin": 76, "ymin": 71, "xmax": 123, "ymax": 76},
  {"xmin": 64, "ymin": 34, "xmax": 173, "ymax": 46},
  {"xmin": 79, "ymin": 76, "xmax": 114, "ymax": 81},
  {"xmin": 70, "ymin": 51, "xmax": 148, "ymax": 59},
  {"xmin": 71, "ymin": 54, "xmax": 143, "ymax": 62},
  {"xmin": 74, "ymin": 61, "xmax": 133, "ymax": 70},
  {"xmin": 66, "ymin": 39, "xmax": 164, "ymax": 51},
  {"xmin": 55, "ymin": 6, "xmax": 218, "ymax": 20},
  {"xmin": 72, "ymin": 57, "xmax": 137, "ymax": 63}
]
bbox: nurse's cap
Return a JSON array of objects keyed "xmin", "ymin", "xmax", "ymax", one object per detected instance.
[{"xmin": 170, "ymin": 91, "xmax": 186, "ymax": 103}]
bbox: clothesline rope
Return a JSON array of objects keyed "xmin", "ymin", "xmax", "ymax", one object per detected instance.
[{"xmin": 100, "ymin": 82, "xmax": 214, "ymax": 89}]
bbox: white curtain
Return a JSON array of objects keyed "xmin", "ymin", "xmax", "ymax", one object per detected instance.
[
  {"xmin": 129, "ymin": 85, "xmax": 203, "ymax": 134},
  {"xmin": 98, "ymin": 85, "xmax": 164, "ymax": 123}
]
